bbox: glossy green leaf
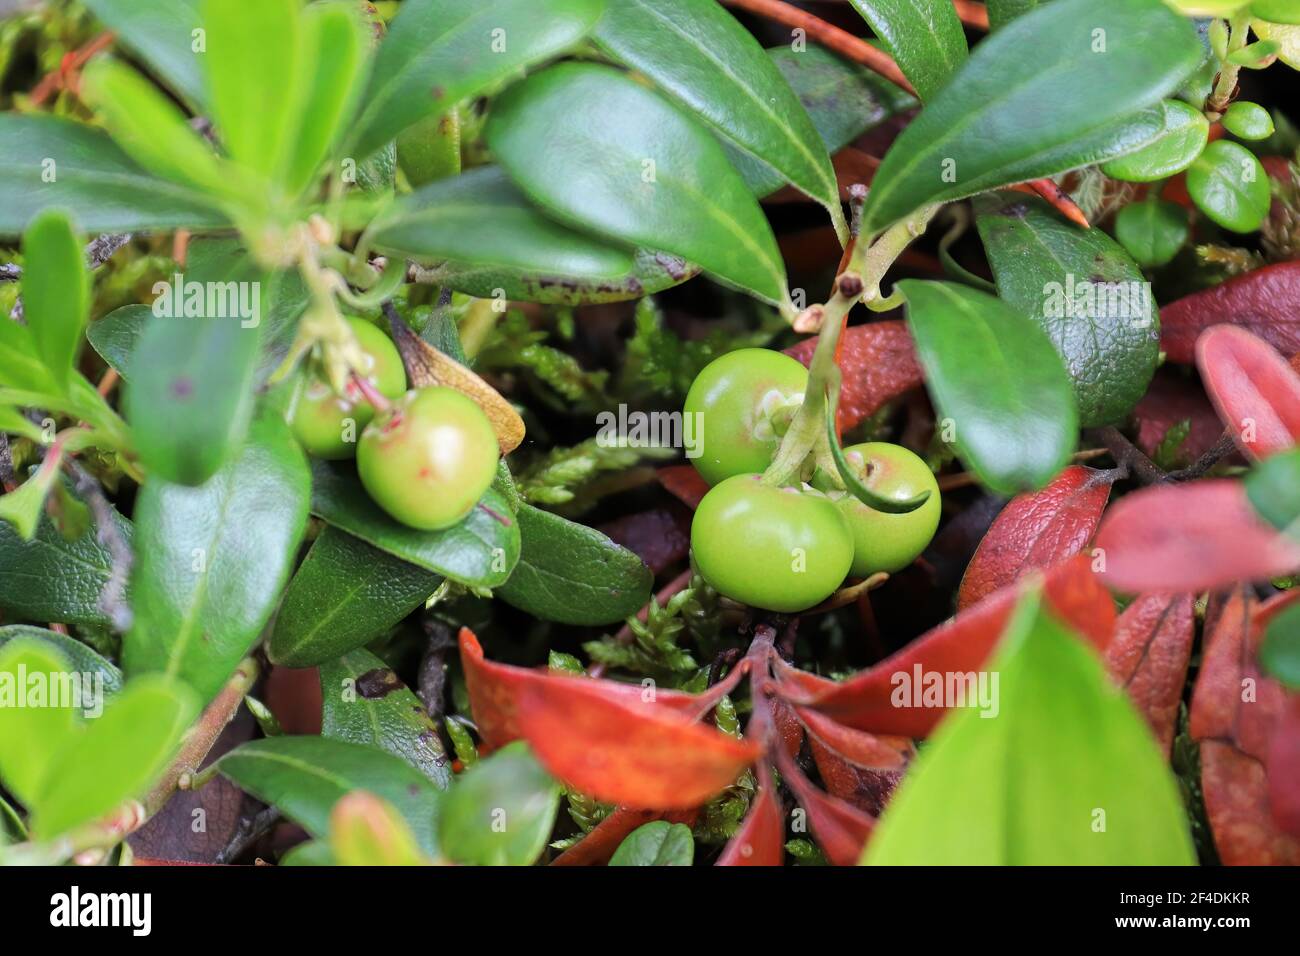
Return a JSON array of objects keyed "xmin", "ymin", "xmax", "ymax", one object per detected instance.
[
  {"xmin": 33, "ymin": 675, "xmax": 198, "ymax": 838},
  {"xmin": 319, "ymin": 648, "xmax": 451, "ymax": 788},
  {"xmin": 1250, "ymin": 19, "xmax": 1300, "ymax": 68},
  {"xmin": 609, "ymin": 820, "xmax": 695, "ymax": 866},
  {"xmin": 202, "ymin": 0, "xmax": 302, "ymax": 180},
  {"xmin": 496, "ymin": 502, "xmax": 653, "ymax": 625},
  {"xmin": 1222, "ymin": 101, "xmax": 1275, "ymax": 141},
  {"xmin": 486, "ymin": 62, "xmax": 790, "ymax": 308},
  {"xmin": 350, "ymin": 0, "xmax": 606, "ymax": 161},
  {"xmin": 85, "ymin": 305, "xmax": 149, "ymax": 380},
  {"xmin": 82, "ymin": 0, "xmax": 207, "ymax": 108},
  {"xmin": 280, "ymin": 2, "xmax": 369, "ymax": 197},
  {"xmin": 847, "ymin": 0, "xmax": 967, "ymax": 101},
  {"xmin": 1113, "ymin": 198, "xmax": 1189, "ymax": 268},
  {"xmin": 1186, "ymin": 139, "xmax": 1271, "ymax": 233},
  {"xmin": 861, "ymin": 0, "xmax": 1202, "ymax": 234},
  {"xmin": 1100, "ymin": 99, "xmax": 1209, "ymax": 182},
  {"xmin": 0, "ymin": 493, "xmax": 132, "ymax": 629},
  {"xmin": 1227, "ymin": 38, "xmax": 1280, "ymax": 67},
  {"xmin": 0, "ymin": 626, "xmax": 124, "ymax": 696},
  {"xmin": 437, "ymin": 742, "xmax": 559, "ymax": 866},
  {"xmin": 987, "ymin": 0, "xmax": 1039, "ymax": 30},
  {"xmin": 864, "ymin": 589, "xmax": 1196, "ymax": 864},
  {"xmin": 899, "ymin": 279, "xmax": 1077, "ymax": 494},
  {"xmin": 974, "ymin": 192, "xmax": 1158, "ymax": 427},
  {"xmin": 269, "ymin": 528, "xmax": 439, "ymax": 668},
  {"xmin": 397, "ymin": 112, "xmax": 461, "ymax": 189},
  {"xmin": 309, "ymin": 459, "xmax": 519, "ymax": 589},
  {"xmin": 0, "ymin": 459, "xmax": 60, "ymax": 541},
  {"xmin": 126, "ymin": 411, "xmax": 310, "ymax": 703},
  {"xmin": 217, "ymin": 736, "xmax": 440, "ymax": 855},
  {"xmin": 0, "ymin": 116, "xmax": 227, "ymax": 237},
  {"xmin": 80, "ymin": 57, "xmax": 234, "ymax": 200},
  {"xmin": 593, "ymin": 0, "xmax": 844, "ymax": 234},
  {"xmin": 1259, "ymin": 600, "xmax": 1300, "ymax": 689},
  {"xmin": 1245, "ymin": 447, "xmax": 1300, "ymax": 534},
  {"xmin": 20, "ymin": 209, "xmax": 87, "ymax": 391},
  {"xmin": 124, "ymin": 250, "xmax": 266, "ymax": 485},
  {"xmin": 729, "ymin": 45, "xmax": 916, "ymax": 198},
  {"xmin": 0, "ymin": 642, "xmax": 79, "ymax": 807}
]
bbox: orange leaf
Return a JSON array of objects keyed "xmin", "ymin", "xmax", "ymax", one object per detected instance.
[
  {"xmin": 1196, "ymin": 325, "xmax": 1300, "ymax": 460},
  {"xmin": 1094, "ymin": 481, "xmax": 1300, "ymax": 593},
  {"xmin": 784, "ymin": 321, "xmax": 923, "ymax": 432},
  {"xmin": 1103, "ymin": 592, "xmax": 1195, "ymax": 755},
  {"xmin": 716, "ymin": 779, "xmax": 784, "ymax": 866},
  {"xmin": 655, "ymin": 464, "xmax": 710, "ymax": 510},
  {"xmin": 802, "ymin": 555, "xmax": 1113, "ymax": 736},
  {"xmin": 778, "ymin": 752, "xmax": 875, "ymax": 866},
  {"xmin": 516, "ymin": 675, "xmax": 761, "ymax": 810},
  {"xmin": 958, "ymin": 465, "xmax": 1113, "ymax": 609}
]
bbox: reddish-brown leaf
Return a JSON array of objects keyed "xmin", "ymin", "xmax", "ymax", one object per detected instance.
[
  {"xmin": 1160, "ymin": 261, "xmax": 1300, "ymax": 363},
  {"xmin": 716, "ymin": 780, "xmax": 784, "ymax": 866},
  {"xmin": 1190, "ymin": 588, "xmax": 1300, "ymax": 864},
  {"xmin": 794, "ymin": 705, "xmax": 910, "ymax": 770},
  {"xmin": 458, "ymin": 628, "xmax": 699, "ymax": 751},
  {"xmin": 1133, "ymin": 371, "xmax": 1235, "ymax": 467},
  {"xmin": 1269, "ymin": 696, "xmax": 1300, "ymax": 840},
  {"xmin": 808, "ymin": 739, "xmax": 907, "ymax": 818},
  {"xmin": 802, "ymin": 555, "xmax": 1114, "ymax": 736},
  {"xmin": 655, "ymin": 464, "xmax": 710, "ymax": 510},
  {"xmin": 784, "ymin": 320, "xmax": 923, "ymax": 432},
  {"xmin": 1196, "ymin": 325, "xmax": 1300, "ymax": 460},
  {"xmin": 597, "ymin": 506, "xmax": 690, "ymax": 574},
  {"xmin": 1103, "ymin": 592, "xmax": 1195, "ymax": 755},
  {"xmin": 771, "ymin": 698, "xmax": 804, "ymax": 759},
  {"xmin": 957, "ymin": 465, "xmax": 1113, "ymax": 609},
  {"xmin": 515, "ymin": 675, "xmax": 761, "ymax": 810},
  {"xmin": 778, "ymin": 754, "xmax": 875, "ymax": 866},
  {"xmin": 1094, "ymin": 481, "xmax": 1300, "ymax": 593}
]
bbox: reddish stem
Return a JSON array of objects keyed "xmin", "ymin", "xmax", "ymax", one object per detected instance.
[{"xmin": 349, "ymin": 372, "xmax": 391, "ymax": 413}]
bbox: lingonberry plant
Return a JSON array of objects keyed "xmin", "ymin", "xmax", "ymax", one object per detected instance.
[{"xmin": 0, "ymin": 0, "xmax": 1297, "ymax": 871}]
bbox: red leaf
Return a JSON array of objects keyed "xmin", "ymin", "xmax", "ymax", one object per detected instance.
[
  {"xmin": 808, "ymin": 739, "xmax": 907, "ymax": 818},
  {"xmin": 656, "ymin": 464, "xmax": 709, "ymax": 510},
  {"xmin": 597, "ymin": 506, "xmax": 690, "ymax": 574},
  {"xmin": 1160, "ymin": 261, "xmax": 1300, "ymax": 364},
  {"xmin": 784, "ymin": 320, "xmax": 923, "ymax": 432},
  {"xmin": 1103, "ymin": 592, "xmax": 1195, "ymax": 755},
  {"xmin": 957, "ymin": 466, "xmax": 1113, "ymax": 609},
  {"xmin": 794, "ymin": 705, "xmax": 910, "ymax": 770},
  {"xmin": 1094, "ymin": 481, "xmax": 1300, "ymax": 593},
  {"xmin": 516, "ymin": 675, "xmax": 762, "ymax": 810},
  {"xmin": 1196, "ymin": 325, "xmax": 1300, "ymax": 460},
  {"xmin": 1190, "ymin": 588, "xmax": 1300, "ymax": 864},
  {"xmin": 802, "ymin": 555, "xmax": 1114, "ymax": 736},
  {"xmin": 1133, "ymin": 371, "xmax": 1236, "ymax": 467},
  {"xmin": 779, "ymin": 754, "xmax": 875, "ymax": 866},
  {"xmin": 1269, "ymin": 697, "xmax": 1300, "ymax": 839},
  {"xmin": 458, "ymin": 628, "xmax": 699, "ymax": 751},
  {"xmin": 716, "ymin": 779, "xmax": 784, "ymax": 866},
  {"xmin": 771, "ymin": 698, "xmax": 804, "ymax": 759}
]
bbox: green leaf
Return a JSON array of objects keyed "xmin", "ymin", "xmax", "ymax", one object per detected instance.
[
  {"xmin": 974, "ymin": 192, "xmax": 1158, "ymax": 427},
  {"xmin": 0, "ymin": 642, "xmax": 79, "ymax": 807},
  {"xmin": 496, "ymin": 501, "xmax": 653, "ymax": 625},
  {"xmin": 1226, "ymin": 38, "xmax": 1279, "ymax": 67},
  {"xmin": 609, "ymin": 820, "xmax": 695, "ymax": 865},
  {"xmin": 1259, "ymin": 599, "xmax": 1300, "ymax": 690},
  {"xmin": 280, "ymin": 2, "xmax": 369, "ymax": 197},
  {"xmin": 987, "ymin": 0, "xmax": 1039, "ymax": 30},
  {"xmin": 1221, "ymin": 101, "xmax": 1275, "ymax": 141},
  {"xmin": 0, "ymin": 115, "xmax": 228, "ymax": 235},
  {"xmin": 0, "ymin": 626, "xmax": 124, "ymax": 696},
  {"xmin": 217, "ymin": 736, "xmax": 441, "ymax": 855},
  {"xmin": 593, "ymin": 0, "xmax": 845, "ymax": 235},
  {"xmin": 437, "ymin": 742, "xmax": 559, "ymax": 866},
  {"xmin": 32, "ymin": 675, "xmax": 198, "ymax": 839},
  {"xmin": 20, "ymin": 209, "xmax": 87, "ymax": 391},
  {"xmin": 864, "ymin": 588, "xmax": 1196, "ymax": 864},
  {"xmin": 1186, "ymin": 139, "xmax": 1271, "ymax": 233},
  {"xmin": 1113, "ymin": 198, "xmax": 1189, "ymax": 268},
  {"xmin": 847, "ymin": 0, "xmax": 968, "ymax": 101},
  {"xmin": 397, "ymin": 112, "xmax": 461, "ymax": 189},
  {"xmin": 309, "ymin": 459, "xmax": 519, "ymax": 588},
  {"xmin": 85, "ymin": 305, "xmax": 149, "ymax": 380},
  {"xmin": 124, "ymin": 252, "xmax": 266, "ymax": 485},
  {"xmin": 350, "ymin": 0, "xmax": 606, "ymax": 161},
  {"xmin": 730, "ymin": 45, "xmax": 916, "ymax": 198},
  {"xmin": 126, "ymin": 411, "xmax": 310, "ymax": 703},
  {"xmin": 268, "ymin": 527, "xmax": 439, "ymax": 668},
  {"xmin": 899, "ymin": 279, "xmax": 1077, "ymax": 494},
  {"xmin": 1244, "ymin": 19, "xmax": 1300, "ymax": 68},
  {"xmin": 0, "ymin": 461, "xmax": 60, "ymax": 542},
  {"xmin": 278, "ymin": 839, "xmax": 335, "ymax": 865},
  {"xmin": 1254, "ymin": 0, "xmax": 1300, "ymax": 24},
  {"xmin": 0, "ymin": 491, "xmax": 131, "ymax": 629},
  {"xmin": 0, "ymin": 409, "xmax": 45, "ymax": 445},
  {"xmin": 0, "ymin": 321, "xmax": 53, "ymax": 391},
  {"xmin": 318, "ymin": 648, "xmax": 451, "ymax": 788},
  {"xmin": 486, "ymin": 62, "xmax": 790, "ymax": 308},
  {"xmin": 201, "ymin": 0, "xmax": 303, "ymax": 181},
  {"xmin": 1245, "ymin": 447, "xmax": 1300, "ymax": 534},
  {"xmin": 860, "ymin": 0, "xmax": 1202, "ymax": 234},
  {"xmin": 82, "ymin": 0, "xmax": 207, "ymax": 108},
  {"xmin": 329, "ymin": 791, "xmax": 431, "ymax": 866},
  {"xmin": 1100, "ymin": 99, "xmax": 1209, "ymax": 182}
]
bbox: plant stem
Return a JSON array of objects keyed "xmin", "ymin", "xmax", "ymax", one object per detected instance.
[{"xmin": 1208, "ymin": 14, "xmax": 1251, "ymax": 115}]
